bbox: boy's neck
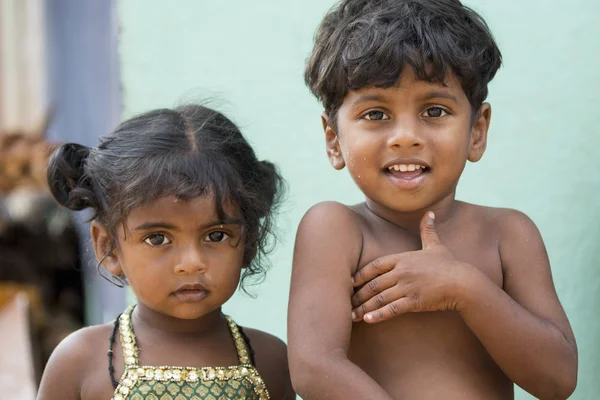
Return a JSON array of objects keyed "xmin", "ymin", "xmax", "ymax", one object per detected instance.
[
  {"xmin": 364, "ymin": 194, "xmax": 459, "ymax": 234},
  {"xmin": 132, "ymin": 303, "xmax": 225, "ymax": 337}
]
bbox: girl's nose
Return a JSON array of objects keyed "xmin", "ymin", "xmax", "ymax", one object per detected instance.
[{"xmin": 174, "ymin": 243, "xmax": 207, "ymax": 275}]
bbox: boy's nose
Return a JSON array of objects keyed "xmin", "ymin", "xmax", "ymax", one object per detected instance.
[
  {"xmin": 387, "ymin": 122, "xmax": 424, "ymax": 149},
  {"xmin": 174, "ymin": 244, "xmax": 207, "ymax": 275}
]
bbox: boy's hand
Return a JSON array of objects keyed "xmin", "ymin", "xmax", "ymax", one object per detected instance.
[{"xmin": 351, "ymin": 212, "xmax": 473, "ymax": 323}]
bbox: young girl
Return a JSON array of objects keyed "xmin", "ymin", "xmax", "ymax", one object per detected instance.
[{"xmin": 37, "ymin": 105, "xmax": 294, "ymax": 400}]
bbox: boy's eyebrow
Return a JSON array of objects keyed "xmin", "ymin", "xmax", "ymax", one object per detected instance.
[
  {"xmin": 351, "ymin": 94, "xmax": 388, "ymax": 108},
  {"xmin": 421, "ymin": 91, "xmax": 458, "ymax": 102},
  {"xmin": 351, "ymin": 91, "xmax": 458, "ymax": 109}
]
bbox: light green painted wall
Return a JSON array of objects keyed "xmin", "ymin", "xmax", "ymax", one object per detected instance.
[{"xmin": 118, "ymin": 1, "xmax": 599, "ymax": 398}]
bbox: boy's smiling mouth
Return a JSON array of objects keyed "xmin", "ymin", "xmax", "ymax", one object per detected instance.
[{"xmin": 383, "ymin": 159, "xmax": 430, "ymax": 189}]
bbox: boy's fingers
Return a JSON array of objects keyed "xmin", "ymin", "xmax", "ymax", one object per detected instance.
[
  {"xmin": 351, "ymin": 273, "xmax": 397, "ymax": 308},
  {"xmin": 353, "ymin": 254, "xmax": 397, "ymax": 287},
  {"xmin": 420, "ymin": 211, "xmax": 441, "ymax": 250},
  {"xmin": 352, "ymin": 286, "xmax": 403, "ymax": 321},
  {"xmin": 363, "ymin": 297, "xmax": 414, "ymax": 323}
]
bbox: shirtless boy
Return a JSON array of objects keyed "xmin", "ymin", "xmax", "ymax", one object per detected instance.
[{"xmin": 288, "ymin": 1, "xmax": 578, "ymax": 399}]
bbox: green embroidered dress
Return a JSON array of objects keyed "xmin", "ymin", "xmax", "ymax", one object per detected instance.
[{"xmin": 111, "ymin": 306, "xmax": 270, "ymax": 400}]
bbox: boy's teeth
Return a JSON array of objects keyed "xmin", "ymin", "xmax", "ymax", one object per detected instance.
[{"xmin": 388, "ymin": 164, "xmax": 424, "ymax": 172}]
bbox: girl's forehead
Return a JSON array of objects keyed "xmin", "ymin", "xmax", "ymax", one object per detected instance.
[{"xmin": 125, "ymin": 195, "xmax": 240, "ymax": 227}]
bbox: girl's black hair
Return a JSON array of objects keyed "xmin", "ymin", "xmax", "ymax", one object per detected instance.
[
  {"xmin": 306, "ymin": 0, "xmax": 502, "ymax": 123},
  {"xmin": 47, "ymin": 104, "xmax": 283, "ymax": 292}
]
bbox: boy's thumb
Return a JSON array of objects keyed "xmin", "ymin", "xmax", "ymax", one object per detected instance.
[{"xmin": 420, "ymin": 211, "xmax": 441, "ymax": 249}]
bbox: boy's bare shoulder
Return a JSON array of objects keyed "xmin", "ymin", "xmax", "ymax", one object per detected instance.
[
  {"xmin": 300, "ymin": 201, "xmax": 364, "ymax": 234},
  {"xmin": 303, "ymin": 200, "xmax": 362, "ymax": 221},
  {"xmin": 464, "ymin": 202, "xmax": 535, "ymax": 227},
  {"xmin": 297, "ymin": 201, "xmax": 365, "ymax": 263},
  {"xmin": 460, "ymin": 201, "xmax": 540, "ymax": 243},
  {"xmin": 37, "ymin": 322, "xmax": 115, "ymax": 399},
  {"xmin": 242, "ymin": 328, "xmax": 295, "ymax": 399}
]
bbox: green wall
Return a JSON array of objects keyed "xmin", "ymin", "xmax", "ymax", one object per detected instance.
[{"xmin": 118, "ymin": 1, "xmax": 599, "ymax": 398}]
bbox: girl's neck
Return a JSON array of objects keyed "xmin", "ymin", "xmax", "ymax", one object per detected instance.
[{"xmin": 132, "ymin": 303, "xmax": 225, "ymax": 337}]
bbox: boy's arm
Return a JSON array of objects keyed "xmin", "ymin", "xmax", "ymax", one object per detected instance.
[
  {"xmin": 458, "ymin": 210, "xmax": 577, "ymax": 399},
  {"xmin": 352, "ymin": 210, "xmax": 577, "ymax": 400},
  {"xmin": 287, "ymin": 202, "xmax": 393, "ymax": 400}
]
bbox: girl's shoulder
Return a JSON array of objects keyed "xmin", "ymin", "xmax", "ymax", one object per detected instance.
[
  {"xmin": 241, "ymin": 327, "xmax": 295, "ymax": 400},
  {"xmin": 37, "ymin": 322, "xmax": 116, "ymax": 400},
  {"xmin": 49, "ymin": 322, "xmax": 114, "ymax": 365}
]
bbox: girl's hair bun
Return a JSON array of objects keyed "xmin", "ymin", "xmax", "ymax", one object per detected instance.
[{"xmin": 47, "ymin": 143, "xmax": 96, "ymax": 211}]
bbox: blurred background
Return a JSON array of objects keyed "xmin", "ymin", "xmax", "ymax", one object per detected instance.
[
  {"xmin": 0, "ymin": 0, "xmax": 120, "ymax": 397},
  {"xmin": 0, "ymin": 0, "xmax": 598, "ymax": 399}
]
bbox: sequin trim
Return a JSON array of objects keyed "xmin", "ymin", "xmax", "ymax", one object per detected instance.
[{"xmin": 111, "ymin": 305, "xmax": 270, "ymax": 400}]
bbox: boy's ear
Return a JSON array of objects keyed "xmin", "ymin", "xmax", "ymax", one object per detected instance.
[
  {"xmin": 468, "ymin": 103, "xmax": 492, "ymax": 162},
  {"xmin": 90, "ymin": 221, "xmax": 122, "ymax": 276},
  {"xmin": 322, "ymin": 112, "xmax": 345, "ymax": 170}
]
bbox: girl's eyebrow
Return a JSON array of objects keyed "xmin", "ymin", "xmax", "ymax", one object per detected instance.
[
  {"xmin": 134, "ymin": 219, "xmax": 242, "ymax": 231},
  {"xmin": 134, "ymin": 222, "xmax": 178, "ymax": 231}
]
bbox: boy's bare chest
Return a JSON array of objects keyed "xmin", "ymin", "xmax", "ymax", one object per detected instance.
[
  {"xmin": 358, "ymin": 221, "xmax": 504, "ymax": 287},
  {"xmin": 349, "ymin": 219, "xmax": 510, "ymax": 395}
]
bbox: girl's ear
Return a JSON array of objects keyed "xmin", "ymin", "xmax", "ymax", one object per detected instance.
[
  {"xmin": 90, "ymin": 221, "xmax": 122, "ymax": 276},
  {"xmin": 468, "ymin": 103, "xmax": 491, "ymax": 162},
  {"xmin": 322, "ymin": 112, "xmax": 346, "ymax": 170}
]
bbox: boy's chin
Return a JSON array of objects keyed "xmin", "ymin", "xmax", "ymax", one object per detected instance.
[{"xmin": 365, "ymin": 190, "xmax": 451, "ymax": 215}]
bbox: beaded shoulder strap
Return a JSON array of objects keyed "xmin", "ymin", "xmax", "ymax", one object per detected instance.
[
  {"xmin": 113, "ymin": 306, "xmax": 270, "ymax": 400},
  {"xmin": 118, "ymin": 306, "xmax": 253, "ymax": 368},
  {"xmin": 224, "ymin": 315, "xmax": 252, "ymax": 366},
  {"xmin": 118, "ymin": 306, "xmax": 139, "ymax": 368}
]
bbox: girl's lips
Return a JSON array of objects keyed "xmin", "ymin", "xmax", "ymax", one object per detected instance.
[{"xmin": 172, "ymin": 288, "xmax": 209, "ymax": 302}]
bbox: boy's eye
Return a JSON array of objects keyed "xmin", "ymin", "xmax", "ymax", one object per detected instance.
[
  {"xmin": 144, "ymin": 234, "xmax": 171, "ymax": 246},
  {"xmin": 422, "ymin": 107, "xmax": 448, "ymax": 118},
  {"xmin": 205, "ymin": 231, "xmax": 230, "ymax": 243},
  {"xmin": 363, "ymin": 111, "xmax": 390, "ymax": 121}
]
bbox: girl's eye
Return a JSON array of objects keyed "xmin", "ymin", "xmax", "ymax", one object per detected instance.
[
  {"xmin": 144, "ymin": 234, "xmax": 171, "ymax": 246},
  {"xmin": 422, "ymin": 107, "xmax": 448, "ymax": 118},
  {"xmin": 205, "ymin": 231, "xmax": 229, "ymax": 243},
  {"xmin": 363, "ymin": 110, "xmax": 390, "ymax": 121}
]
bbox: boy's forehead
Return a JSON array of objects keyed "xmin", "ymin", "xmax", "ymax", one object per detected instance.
[
  {"xmin": 362, "ymin": 65, "xmax": 461, "ymax": 93},
  {"xmin": 343, "ymin": 70, "xmax": 467, "ymax": 107}
]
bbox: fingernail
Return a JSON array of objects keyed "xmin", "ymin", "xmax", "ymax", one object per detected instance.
[
  {"xmin": 428, "ymin": 211, "xmax": 435, "ymax": 225},
  {"xmin": 365, "ymin": 313, "xmax": 373, "ymax": 321},
  {"xmin": 351, "ymin": 311, "xmax": 357, "ymax": 320}
]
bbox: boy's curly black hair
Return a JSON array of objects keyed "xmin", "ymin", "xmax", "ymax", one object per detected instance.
[
  {"xmin": 306, "ymin": 0, "xmax": 502, "ymax": 123},
  {"xmin": 47, "ymin": 104, "xmax": 284, "ymax": 292}
]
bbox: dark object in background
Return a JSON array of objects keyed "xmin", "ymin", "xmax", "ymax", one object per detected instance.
[{"xmin": 0, "ymin": 133, "xmax": 85, "ymax": 380}]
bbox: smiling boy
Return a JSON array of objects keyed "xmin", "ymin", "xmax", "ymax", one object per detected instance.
[{"xmin": 287, "ymin": 0, "xmax": 578, "ymax": 399}]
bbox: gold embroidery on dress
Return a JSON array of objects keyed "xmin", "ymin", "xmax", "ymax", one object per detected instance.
[{"xmin": 111, "ymin": 306, "xmax": 270, "ymax": 400}]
